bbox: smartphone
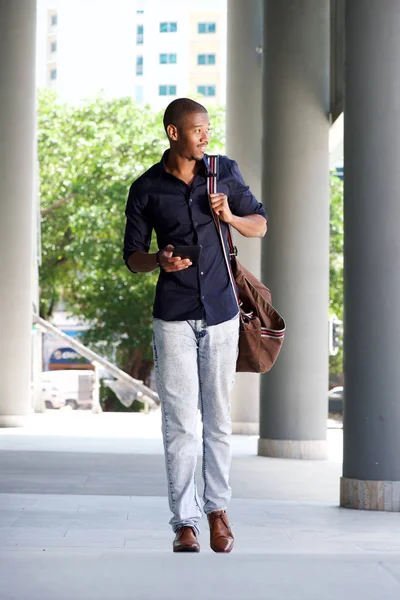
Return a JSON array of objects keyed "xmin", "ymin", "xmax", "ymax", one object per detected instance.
[{"xmin": 172, "ymin": 245, "xmax": 202, "ymax": 267}]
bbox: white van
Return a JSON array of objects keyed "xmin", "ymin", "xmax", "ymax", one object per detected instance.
[{"xmin": 40, "ymin": 370, "xmax": 94, "ymax": 410}]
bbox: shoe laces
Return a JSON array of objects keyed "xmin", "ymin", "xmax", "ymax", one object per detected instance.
[{"xmin": 210, "ymin": 511, "xmax": 229, "ymax": 530}]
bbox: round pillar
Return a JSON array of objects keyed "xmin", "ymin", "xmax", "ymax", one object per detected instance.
[
  {"xmin": 341, "ymin": 0, "xmax": 400, "ymax": 510},
  {"xmin": 226, "ymin": 0, "xmax": 263, "ymax": 435},
  {"xmin": 259, "ymin": 0, "xmax": 330, "ymax": 459},
  {"xmin": 0, "ymin": 0, "xmax": 36, "ymax": 426}
]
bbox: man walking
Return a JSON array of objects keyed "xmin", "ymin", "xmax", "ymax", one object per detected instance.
[{"xmin": 123, "ymin": 98, "xmax": 267, "ymax": 553}]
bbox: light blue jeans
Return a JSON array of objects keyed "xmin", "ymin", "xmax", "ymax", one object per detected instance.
[{"xmin": 152, "ymin": 314, "xmax": 239, "ymax": 534}]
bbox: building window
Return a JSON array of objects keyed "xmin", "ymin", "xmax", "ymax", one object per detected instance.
[
  {"xmin": 197, "ymin": 54, "xmax": 216, "ymax": 66},
  {"xmin": 136, "ymin": 56, "xmax": 143, "ymax": 76},
  {"xmin": 160, "ymin": 53, "xmax": 177, "ymax": 64},
  {"xmin": 51, "ymin": 41, "xmax": 57, "ymax": 53},
  {"xmin": 51, "ymin": 14, "xmax": 58, "ymax": 26},
  {"xmin": 198, "ymin": 22, "xmax": 216, "ymax": 34},
  {"xmin": 197, "ymin": 85, "xmax": 216, "ymax": 97},
  {"xmin": 136, "ymin": 25, "xmax": 144, "ymax": 44},
  {"xmin": 50, "ymin": 68, "xmax": 57, "ymax": 81},
  {"xmin": 160, "ymin": 22, "xmax": 177, "ymax": 33},
  {"xmin": 159, "ymin": 85, "xmax": 177, "ymax": 96},
  {"xmin": 136, "ymin": 86, "xmax": 143, "ymax": 103}
]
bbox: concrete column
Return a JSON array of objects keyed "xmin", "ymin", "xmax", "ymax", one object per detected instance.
[
  {"xmin": 340, "ymin": 1, "xmax": 400, "ymax": 511},
  {"xmin": 0, "ymin": 0, "xmax": 36, "ymax": 426},
  {"xmin": 226, "ymin": 0, "xmax": 263, "ymax": 435},
  {"xmin": 259, "ymin": 1, "xmax": 330, "ymax": 459}
]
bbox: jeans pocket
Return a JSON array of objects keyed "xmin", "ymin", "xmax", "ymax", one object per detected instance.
[{"xmin": 153, "ymin": 319, "xmax": 197, "ymax": 358}]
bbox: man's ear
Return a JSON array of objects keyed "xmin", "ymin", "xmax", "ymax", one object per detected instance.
[{"xmin": 167, "ymin": 124, "xmax": 178, "ymax": 141}]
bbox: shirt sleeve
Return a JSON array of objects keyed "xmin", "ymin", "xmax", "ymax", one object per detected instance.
[
  {"xmin": 227, "ymin": 160, "xmax": 268, "ymax": 220},
  {"xmin": 123, "ymin": 184, "xmax": 153, "ymax": 273}
]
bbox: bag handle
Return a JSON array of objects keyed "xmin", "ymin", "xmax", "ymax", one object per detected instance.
[{"xmin": 206, "ymin": 155, "xmax": 240, "ymax": 309}]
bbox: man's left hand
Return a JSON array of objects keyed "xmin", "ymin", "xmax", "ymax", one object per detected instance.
[{"xmin": 209, "ymin": 193, "xmax": 234, "ymax": 224}]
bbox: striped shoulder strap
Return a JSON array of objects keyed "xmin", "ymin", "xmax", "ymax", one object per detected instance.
[
  {"xmin": 206, "ymin": 155, "xmax": 240, "ymax": 308},
  {"xmin": 206, "ymin": 155, "xmax": 237, "ymax": 257}
]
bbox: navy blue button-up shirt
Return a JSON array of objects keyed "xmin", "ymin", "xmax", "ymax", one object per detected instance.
[{"xmin": 123, "ymin": 151, "xmax": 267, "ymax": 325}]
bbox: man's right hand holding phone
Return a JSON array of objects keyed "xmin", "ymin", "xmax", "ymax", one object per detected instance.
[{"xmin": 158, "ymin": 245, "xmax": 192, "ymax": 272}]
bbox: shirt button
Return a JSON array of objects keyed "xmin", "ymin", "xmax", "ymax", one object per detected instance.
[
  {"xmin": 189, "ymin": 198, "xmax": 193, "ymax": 204},
  {"xmin": 201, "ymin": 272, "xmax": 204, "ymax": 275},
  {"xmin": 202, "ymin": 296, "xmax": 205, "ymax": 300},
  {"xmin": 194, "ymin": 222, "xmax": 198, "ymax": 226}
]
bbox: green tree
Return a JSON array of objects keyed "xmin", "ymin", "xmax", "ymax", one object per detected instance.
[
  {"xmin": 329, "ymin": 173, "xmax": 344, "ymax": 377},
  {"xmin": 38, "ymin": 91, "xmax": 226, "ymax": 384}
]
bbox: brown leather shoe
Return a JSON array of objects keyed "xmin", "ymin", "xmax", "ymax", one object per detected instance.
[
  {"xmin": 207, "ymin": 510, "xmax": 234, "ymax": 553},
  {"xmin": 173, "ymin": 526, "xmax": 200, "ymax": 553}
]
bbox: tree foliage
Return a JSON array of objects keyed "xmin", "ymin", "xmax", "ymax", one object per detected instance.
[
  {"xmin": 38, "ymin": 91, "xmax": 226, "ymax": 383},
  {"xmin": 329, "ymin": 174, "xmax": 344, "ymax": 377},
  {"xmin": 38, "ymin": 89, "xmax": 344, "ymax": 384}
]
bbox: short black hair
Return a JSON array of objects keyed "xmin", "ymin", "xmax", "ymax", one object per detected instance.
[{"xmin": 163, "ymin": 98, "xmax": 208, "ymax": 136}]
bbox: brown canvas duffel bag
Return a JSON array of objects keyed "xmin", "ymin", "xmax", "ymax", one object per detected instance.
[{"xmin": 207, "ymin": 155, "xmax": 285, "ymax": 374}]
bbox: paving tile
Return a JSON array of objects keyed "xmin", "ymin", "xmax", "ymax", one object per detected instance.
[
  {"xmin": 0, "ymin": 553, "xmax": 399, "ymax": 600},
  {"xmin": 33, "ymin": 494, "xmax": 132, "ymax": 510},
  {"xmin": 286, "ymin": 529, "xmax": 400, "ymax": 542},
  {"xmin": 124, "ymin": 530, "xmax": 173, "ymax": 549},
  {"xmin": 0, "ymin": 494, "xmax": 37, "ymax": 509},
  {"xmin": 63, "ymin": 528, "xmax": 125, "ymax": 548},
  {"xmin": 236, "ymin": 537, "xmax": 364, "ymax": 554},
  {"xmin": 380, "ymin": 561, "xmax": 400, "ymax": 583},
  {"xmin": 20, "ymin": 507, "xmax": 81, "ymax": 516},
  {"xmin": 10, "ymin": 515, "xmax": 147, "ymax": 531},
  {"xmin": 77, "ymin": 506, "xmax": 130, "ymax": 515},
  {"xmin": 0, "ymin": 526, "xmax": 68, "ymax": 548},
  {"xmin": 0, "ymin": 514, "xmax": 19, "ymax": 527},
  {"xmin": 357, "ymin": 542, "xmax": 400, "ymax": 553}
]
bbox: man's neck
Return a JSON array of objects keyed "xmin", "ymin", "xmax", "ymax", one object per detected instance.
[{"xmin": 165, "ymin": 149, "xmax": 202, "ymax": 186}]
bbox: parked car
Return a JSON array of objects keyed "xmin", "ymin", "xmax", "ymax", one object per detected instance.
[
  {"xmin": 41, "ymin": 383, "xmax": 66, "ymax": 410},
  {"xmin": 328, "ymin": 386, "xmax": 343, "ymax": 414}
]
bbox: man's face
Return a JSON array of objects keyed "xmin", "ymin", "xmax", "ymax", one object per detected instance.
[{"xmin": 176, "ymin": 112, "xmax": 210, "ymax": 161}]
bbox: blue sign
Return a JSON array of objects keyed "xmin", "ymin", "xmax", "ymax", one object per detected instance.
[{"xmin": 50, "ymin": 347, "xmax": 91, "ymax": 365}]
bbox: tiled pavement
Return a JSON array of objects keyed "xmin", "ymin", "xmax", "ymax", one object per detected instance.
[{"xmin": 0, "ymin": 411, "xmax": 399, "ymax": 600}]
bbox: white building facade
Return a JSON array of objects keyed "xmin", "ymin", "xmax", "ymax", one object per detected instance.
[{"xmin": 36, "ymin": 0, "xmax": 227, "ymax": 108}]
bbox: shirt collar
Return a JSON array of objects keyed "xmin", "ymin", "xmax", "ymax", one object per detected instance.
[{"xmin": 158, "ymin": 149, "xmax": 210, "ymax": 178}]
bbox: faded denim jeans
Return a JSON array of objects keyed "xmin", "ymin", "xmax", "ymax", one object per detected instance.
[{"xmin": 152, "ymin": 314, "xmax": 239, "ymax": 534}]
